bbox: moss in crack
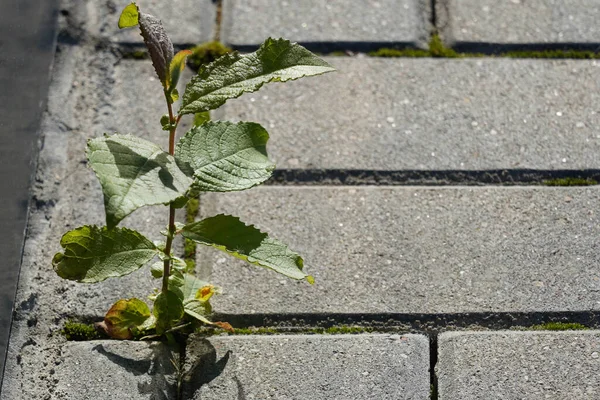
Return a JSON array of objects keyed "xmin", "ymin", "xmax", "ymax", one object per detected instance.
[
  {"xmin": 62, "ymin": 321, "xmax": 103, "ymax": 341},
  {"xmin": 197, "ymin": 325, "xmax": 378, "ymax": 336},
  {"xmin": 122, "ymin": 50, "xmax": 149, "ymax": 60},
  {"xmin": 369, "ymin": 34, "xmax": 464, "ymax": 58},
  {"xmin": 187, "ymin": 41, "xmax": 233, "ymax": 71},
  {"xmin": 505, "ymin": 49, "xmax": 600, "ymax": 59},
  {"xmin": 528, "ymin": 322, "xmax": 588, "ymax": 331},
  {"xmin": 183, "ymin": 197, "xmax": 200, "ymax": 272},
  {"xmin": 542, "ymin": 177, "xmax": 598, "ymax": 186}
]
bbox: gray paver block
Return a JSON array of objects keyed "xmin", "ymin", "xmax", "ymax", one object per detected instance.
[
  {"xmin": 437, "ymin": 0, "xmax": 600, "ymax": 46},
  {"xmin": 65, "ymin": 0, "xmax": 215, "ymax": 44},
  {"xmin": 222, "ymin": 0, "xmax": 431, "ymax": 49},
  {"xmin": 199, "ymin": 186, "xmax": 600, "ymax": 314},
  {"xmin": 1, "ymin": 46, "xmax": 192, "ymax": 396},
  {"xmin": 1, "ymin": 341, "xmax": 177, "ymax": 400},
  {"xmin": 437, "ymin": 331, "xmax": 600, "ymax": 399},
  {"xmin": 183, "ymin": 334, "xmax": 430, "ymax": 399},
  {"xmin": 223, "ymin": 57, "xmax": 600, "ymax": 170}
]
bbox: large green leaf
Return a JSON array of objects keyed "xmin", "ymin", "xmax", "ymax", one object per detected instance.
[
  {"xmin": 52, "ymin": 225, "xmax": 157, "ymax": 283},
  {"xmin": 175, "ymin": 121, "xmax": 274, "ymax": 192},
  {"xmin": 181, "ymin": 214, "xmax": 311, "ymax": 281},
  {"xmin": 179, "ymin": 38, "xmax": 335, "ymax": 115},
  {"xmin": 87, "ymin": 134, "xmax": 192, "ymax": 228},
  {"xmin": 102, "ymin": 298, "xmax": 151, "ymax": 339}
]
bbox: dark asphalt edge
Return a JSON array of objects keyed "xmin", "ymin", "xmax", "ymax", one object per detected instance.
[{"xmin": 0, "ymin": 0, "xmax": 60, "ymax": 392}]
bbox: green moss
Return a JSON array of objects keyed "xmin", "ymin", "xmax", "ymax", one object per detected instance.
[
  {"xmin": 428, "ymin": 34, "xmax": 460, "ymax": 58},
  {"xmin": 368, "ymin": 48, "xmax": 431, "ymax": 57},
  {"xmin": 188, "ymin": 41, "xmax": 233, "ymax": 71},
  {"xmin": 504, "ymin": 49, "xmax": 600, "ymax": 59},
  {"xmin": 122, "ymin": 50, "xmax": 148, "ymax": 60},
  {"xmin": 369, "ymin": 34, "xmax": 463, "ymax": 58},
  {"xmin": 183, "ymin": 197, "xmax": 200, "ymax": 271},
  {"xmin": 62, "ymin": 321, "xmax": 102, "ymax": 341},
  {"xmin": 199, "ymin": 325, "xmax": 378, "ymax": 336},
  {"xmin": 186, "ymin": 198, "xmax": 199, "ymax": 223},
  {"xmin": 528, "ymin": 322, "xmax": 588, "ymax": 331},
  {"xmin": 542, "ymin": 177, "xmax": 598, "ymax": 186}
]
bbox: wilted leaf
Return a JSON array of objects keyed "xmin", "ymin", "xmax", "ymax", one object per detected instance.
[
  {"xmin": 175, "ymin": 121, "xmax": 274, "ymax": 192},
  {"xmin": 179, "ymin": 38, "xmax": 335, "ymax": 115},
  {"xmin": 181, "ymin": 214, "xmax": 311, "ymax": 281},
  {"xmin": 138, "ymin": 12, "xmax": 174, "ymax": 86},
  {"xmin": 86, "ymin": 134, "xmax": 192, "ymax": 228},
  {"xmin": 102, "ymin": 298, "xmax": 151, "ymax": 339},
  {"xmin": 52, "ymin": 225, "xmax": 157, "ymax": 283}
]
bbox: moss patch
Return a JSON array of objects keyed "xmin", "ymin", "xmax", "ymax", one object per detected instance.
[
  {"xmin": 62, "ymin": 321, "xmax": 103, "ymax": 341},
  {"xmin": 505, "ymin": 49, "xmax": 600, "ymax": 59},
  {"xmin": 187, "ymin": 41, "xmax": 233, "ymax": 71},
  {"xmin": 528, "ymin": 322, "xmax": 588, "ymax": 331},
  {"xmin": 542, "ymin": 177, "xmax": 598, "ymax": 186},
  {"xmin": 369, "ymin": 34, "xmax": 600, "ymax": 59},
  {"xmin": 183, "ymin": 197, "xmax": 200, "ymax": 272},
  {"xmin": 122, "ymin": 50, "xmax": 149, "ymax": 60},
  {"xmin": 198, "ymin": 325, "xmax": 379, "ymax": 336}
]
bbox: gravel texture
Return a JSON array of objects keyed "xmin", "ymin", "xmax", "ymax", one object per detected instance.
[
  {"xmin": 199, "ymin": 186, "xmax": 600, "ymax": 314},
  {"xmin": 437, "ymin": 331, "xmax": 600, "ymax": 399},
  {"xmin": 183, "ymin": 334, "xmax": 430, "ymax": 399},
  {"xmin": 437, "ymin": 0, "xmax": 600, "ymax": 47},
  {"xmin": 222, "ymin": 0, "xmax": 431, "ymax": 50},
  {"xmin": 61, "ymin": 0, "xmax": 216, "ymax": 44},
  {"xmin": 222, "ymin": 57, "xmax": 600, "ymax": 170}
]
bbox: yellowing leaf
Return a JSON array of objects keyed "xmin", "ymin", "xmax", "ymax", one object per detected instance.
[
  {"xmin": 213, "ymin": 321, "xmax": 234, "ymax": 333},
  {"xmin": 196, "ymin": 285, "xmax": 216, "ymax": 302},
  {"xmin": 168, "ymin": 49, "xmax": 192, "ymax": 92},
  {"xmin": 118, "ymin": 3, "xmax": 139, "ymax": 29},
  {"xmin": 103, "ymin": 298, "xmax": 151, "ymax": 339}
]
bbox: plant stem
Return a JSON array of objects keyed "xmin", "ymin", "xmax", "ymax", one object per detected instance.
[{"xmin": 162, "ymin": 97, "xmax": 179, "ymax": 295}]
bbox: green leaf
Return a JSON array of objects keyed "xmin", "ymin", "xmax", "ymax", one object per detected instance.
[
  {"xmin": 52, "ymin": 225, "xmax": 157, "ymax": 283},
  {"xmin": 118, "ymin": 3, "xmax": 139, "ymax": 29},
  {"xmin": 87, "ymin": 134, "xmax": 192, "ymax": 228},
  {"xmin": 175, "ymin": 121, "xmax": 274, "ymax": 192},
  {"xmin": 168, "ymin": 50, "xmax": 192, "ymax": 92},
  {"xmin": 193, "ymin": 111, "xmax": 211, "ymax": 127},
  {"xmin": 138, "ymin": 11, "xmax": 174, "ymax": 86},
  {"xmin": 181, "ymin": 214, "xmax": 310, "ymax": 281},
  {"xmin": 153, "ymin": 290, "xmax": 184, "ymax": 333},
  {"xmin": 179, "ymin": 38, "xmax": 335, "ymax": 115},
  {"xmin": 102, "ymin": 298, "xmax": 151, "ymax": 339}
]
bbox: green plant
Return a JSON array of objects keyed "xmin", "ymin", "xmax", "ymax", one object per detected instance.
[{"xmin": 52, "ymin": 3, "xmax": 334, "ymax": 340}]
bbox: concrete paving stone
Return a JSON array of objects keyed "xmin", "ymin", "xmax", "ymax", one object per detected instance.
[
  {"xmin": 1, "ymin": 46, "xmax": 193, "ymax": 396},
  {"xmin": 63, "ymin": 0, "xmax": 216, "ymax": 44},
  {"xmin": 198, "ymin": 186, "xmax": 600, "ymax": 314},
  {"xmin": 437, "ymin": 0, "xmax": 600, "ymax": 46},
  {"xmin": 437, "ymin": 331, "xmax": 600, "ymax": 400},
  {"xmin": 183, "ymin": 333, "xmax": 430, "ymax": 399},
  {"xmin": 222, "ymin": 57, "xmax": 600, "ymax": 170},
  {"xmin": 221, "ymin": 0, "xmax": 431, "ymax": 49},
  {"xmin": 2, "ymin": 341, "xmax": 177, "ymax": 400}
]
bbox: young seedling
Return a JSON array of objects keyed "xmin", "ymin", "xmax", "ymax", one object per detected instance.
[{"xmin": 52, "ymin": 3, "xmax": 334, "ymax": 339}]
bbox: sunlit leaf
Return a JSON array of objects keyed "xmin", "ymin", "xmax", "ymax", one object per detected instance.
[{"xmin": 52, "ymin": 225, "xmax": 157, "ymax": 283}]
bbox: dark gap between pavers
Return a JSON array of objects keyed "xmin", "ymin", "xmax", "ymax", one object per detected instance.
[{"xmin": 265, "ymin": 169, "xmax": 600, "ymax": 186}]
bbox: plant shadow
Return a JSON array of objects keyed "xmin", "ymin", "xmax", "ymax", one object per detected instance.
[
  {"xmin": 93, "ymin": 342, "xmax": 177, "ymax": 400},
  {"xmin": 184, "ymin": 338, "xmax": 245, "ymax": 399}
]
